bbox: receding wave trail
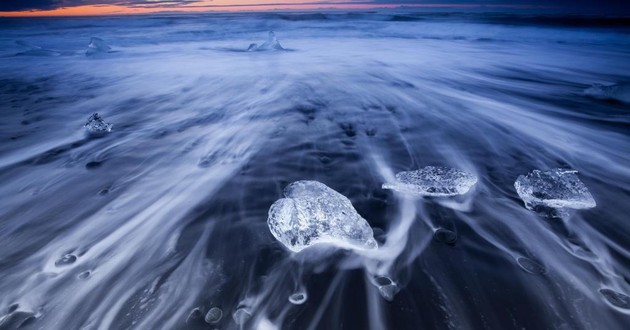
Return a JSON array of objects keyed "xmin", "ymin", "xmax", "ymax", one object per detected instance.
[{"xmin": 0, "ymin": 12, "xmax": 629, "ymax": 330}]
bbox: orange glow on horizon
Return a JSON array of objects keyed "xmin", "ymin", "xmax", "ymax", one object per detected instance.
[{"xmin": 0, "ymin": 1, "xmax": 524, "ymax": 17}]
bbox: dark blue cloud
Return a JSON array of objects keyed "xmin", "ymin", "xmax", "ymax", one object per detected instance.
[
  {"xmin": 372, "ymin": 0, "xmax": 630, "ymax": 14},
  {"xmin": 0, "ymin": 0, "xmax": 61, "ymax": 11},
  {"xmin": 0, "ymin": 0, "xmax": 199, "ymax": 11},
  {"xmin": 1, "ymin": 0, "xmax": 628, "ymax": 14}
]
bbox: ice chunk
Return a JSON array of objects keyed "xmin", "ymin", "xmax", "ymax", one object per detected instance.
[
  {"xmin": 372, "ymin": 276, "xmax": 399, "ymax": 302},
  {"xmin": 84, "ymin": 113, "xmax": 113, "ymax": 137},
  {"xmin": 514, "ymin": 169, "xmax": 596, "ymax": 211},
  {"xmin": 248, "ymin": 31, "xmax": 284, "ymax": 51},
  {"xmin": 267, "ymin": 181, "xmax": 378, "ymax": 253},
  {"xmin": 584, "ymin": 83, "xmax": 630, "ymax": 103},
  {"xmin": 260, "ymin": 31, "xmax": 284, "ymax": 50},
  {"xmin": 382, "ymin": 166, "xmax": 478, "ymax": 196},
  {"xmin": 86, "ymin": 37, "xmax": 111, "ymax": 56}
]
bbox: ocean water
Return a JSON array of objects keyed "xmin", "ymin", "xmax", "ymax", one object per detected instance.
[{"xmin": 0, "ymin": 12, "xmax": 629, "ymax": 330}]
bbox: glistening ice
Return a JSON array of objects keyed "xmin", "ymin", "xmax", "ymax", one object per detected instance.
[
  {"xmin": 267, "ymin": 180, "xmax": 378, "ymax": 253},
  {"xmin": 0, "ymin": 10, "xmax": 629, "ymax": 330},
  {"xmin": 382, "ymin": 166, "xmax": 478, "ymax": 196}
]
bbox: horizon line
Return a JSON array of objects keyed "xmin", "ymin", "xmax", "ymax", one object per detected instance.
[{"xmin": 0, "ymin": 3, "xmax": 559, "ymax": 18}]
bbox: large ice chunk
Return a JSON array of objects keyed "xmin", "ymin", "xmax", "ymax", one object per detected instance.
[
  {"xmin": 267, "ymin": 181, "xmax": 377, "ymax": 253},
  {"xmin": 84, "ymin": 113, "xmax": 112, "ymax": 137},
  {"xmin": 382, "ymin": 166, "xmax": 478, "ymax": 196},
  {"xmin": 247, "ymin": 31, "xmax": 284, "ymax": 51},
  {"xmin": 86, "ymin": 37, "xmax": 111, "ymax": 56},
  {"xmin": 514, "ymin": 169, "xmax": 596, "ymax": 211}
]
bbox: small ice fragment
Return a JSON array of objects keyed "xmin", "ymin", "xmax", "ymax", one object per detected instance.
[
  {"xmin": 232, "ymin": 307, "xmax": 251, "ymax": 326},
  {"xmin": 514, "ymin": 169, "xmax": 596, "ymax": 212},
  {"xmin": 373, "ymin": 276, "xmax": 399, "ymax": 302},
  {"xmin": 382, "ymin": 166, "xmax": 478, "ymax": 196},
  {"xmin": 267, "ymin": 180, "xmax": 378, "ymax": 253},
  {"xmin": 249, "ymin": 31, "xmax": 284, "ymax": 51},
  {"xmin": 259, "ymin": 31, "xmax": 284, "ymax": 50},
  {"xmin": 288, "ymin": 292, "xmax": 307, "ymax": 305},
  {"xmin": 584, "ymin": 83, "xmax": 630, "ymax": 103},
  {"xmin": 205, "ymin": 307, "xmax": 223, "ymax": 324},
  {"xmin": 84, "ymin": 113, "xmax": 112, "ymax": 137},
  {"xmin": 86, "ymin": 37, "xmax": 111, "ymax": 56},
  {"xmin": 54, "ymin": 254, "xmax": 77, "ymax": 267}
]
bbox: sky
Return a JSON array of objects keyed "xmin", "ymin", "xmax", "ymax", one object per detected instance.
[{"xmin": 0, "ymin": 0, "xmax": 627, "ymax": 17}]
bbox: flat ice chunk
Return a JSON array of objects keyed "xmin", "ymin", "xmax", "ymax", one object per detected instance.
[
  {"xmin": 86, "ymin": 37, "xmax": 111, "ymax": 56},
  {"xmin": 382, "ymin": 166, "xmax": 478, "ymax": 196},
  {"xmin": 84, "ymin": 113, "xmax": 112, "ymax": 137},
  {"xmin": 267, "ymin": 180, "xmax": 377, "ymax": 253},
  {"xmin": 514, "ymin": 169, "xmax": 596, "ymax": 210},
  {"xmin": 248, "ymin": 31, "xmax": 284, "ymax": 51}
]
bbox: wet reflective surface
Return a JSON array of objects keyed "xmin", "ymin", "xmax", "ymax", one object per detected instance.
[{"xmin": 0, "ymin": 12, "xmax": 629, "ymax": 330}]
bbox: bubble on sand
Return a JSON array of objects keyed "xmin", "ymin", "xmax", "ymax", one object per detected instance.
[
  {"xmin": 289, "ymin": 292, "xmax": 308, "ymax": 305},
  {"xmin": 433, "ymin": 228, "xmax": 457, "ymax": 245},
  {"xmin": 205, "ymin": 307, "xmax": 223, "ymax": 324}
]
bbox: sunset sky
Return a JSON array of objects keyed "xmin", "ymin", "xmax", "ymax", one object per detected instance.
[{"xmin": 0, "ymin": 0, "xmax": 627, "ymax": 17}]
